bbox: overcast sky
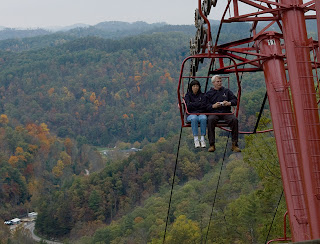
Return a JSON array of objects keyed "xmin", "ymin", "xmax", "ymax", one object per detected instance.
[
  {"xmin": 1, "ymin": 1, "xmax": 313, "ymax": 29},
  {"xmin": 0, "ymin": 0, "xmax": 231, "ymax": 29}
]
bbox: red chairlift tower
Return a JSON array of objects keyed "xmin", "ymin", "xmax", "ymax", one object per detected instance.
[{"xmin": 178, "ymin": 0, "xmax": 320, "ymax": 242}]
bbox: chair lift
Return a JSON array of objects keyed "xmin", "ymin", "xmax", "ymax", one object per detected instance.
[{"xmin": 178, "ymin": 54, "xmax": 241, "ymax": 129}]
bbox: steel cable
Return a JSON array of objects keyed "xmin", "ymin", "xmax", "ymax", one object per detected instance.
[{"xmin": 162, "ymin": 126, "xmax": 183, "ymax": 243}]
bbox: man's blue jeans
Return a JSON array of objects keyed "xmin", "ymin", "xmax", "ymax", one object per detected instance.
[{"xmin": 187, "ymin": 115, "xmax": 207, "ymax": 136}]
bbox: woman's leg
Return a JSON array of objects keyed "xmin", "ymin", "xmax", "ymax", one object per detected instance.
[
  {"xmin": 198, "ymin": 115, "xmax": 207, "ymax": 136},
  {"xmin": 187, "ymin": 115, "xmax": 199, "ymax": 136}
]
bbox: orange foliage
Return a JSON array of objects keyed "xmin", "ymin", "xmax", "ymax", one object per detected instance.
[
  {"xmin": 94, "ymin": 99, "xmax": 99, "ymax": 106},
  {"xmin": 15, "ymin": 126, "xmax": 25, "ymax": 132},
  {"xmin": 134, "ymin": 75, "xmax": 141, "ymax": 82},
  {"xmin": 47, "ymin": 88, "xmax": 55, "ymax": 96},
  {"xmin": 26, "ymin": 123, "xmax": 51, "ymax": 151},
  {"xmin": 123, "ymin": 114, "xmax": 129, "ymax": 119},
  {"xmin": 28, "ymin": 144, "xmax": 38, "ymax": 153},
  {"xmin": 26, "ymin": 123, "xmax": 38, "ymax": 135},
  {"xmin": 158, "ymin": 137, "xmax": 166, "ymax": 143},
  {"xmin": 90, "ymin": 92, "xmax": 96, "ymax": 103},
  {"xmin": 8, "ymin": 156, "xmax": 19, "ymax": 166},
  {"xmin": 64, "ymin": 138, "xmax": 73, "ymax": 155},
  {"xmin": 27, "ymin": 179, "xmax": 37, "ymax": 194},
  {"xmin": 0, "ymin": 114, "xmax": 9, "ymax": 125},
  {"xmin": 134, "ymin": 217, "xmax": 144, "ymax": 223},
  {"xmin": 15, "ymin": 147, "xmax": 24, "ymax": 155},
  {"xmin": 40, "ymin": 123, "xmax": 50, "ymax": 134},
  {"xmin": 130, "ymin": 102, "xmax": 135, "ymax": 109},
  {"xmin": 160, "ymin": 71, "xmax": 173, "ymax": 84},
  {"xmin": 114, "ymin": 93, "xmax": 121, "ymax": 100}
]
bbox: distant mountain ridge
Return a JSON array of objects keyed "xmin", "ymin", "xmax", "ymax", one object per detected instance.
[
  {"xmin": 0, "ymin": 28, "xmax": 51, "ymax": 40},
  {"xmin": 44, "ymin": 23, "xmax": 90, "ymax": 32},
  {"xmin": 0, "ymin": 19, "xmax": 316, "ymax": 53},
  {"xmin": 0, "ymin": 21, "xmax": 168, "ymax": 41}
]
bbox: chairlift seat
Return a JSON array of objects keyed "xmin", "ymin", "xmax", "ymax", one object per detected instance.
[
  {"xmin": 185, "ymin": 118, "xmax": 228, "ymax": 127},
  {"xmin": 182, "ymin": 98, "xmax": 230, "ymax": 127}
]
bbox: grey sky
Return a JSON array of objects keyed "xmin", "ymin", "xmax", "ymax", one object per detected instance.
[
  {"xmin": 0, "ymin": 0, "xmax": 229, "ymax": 29},
  {"xmin": 2, "ymin": 1, "xmax": 312, "ymax": 29}
]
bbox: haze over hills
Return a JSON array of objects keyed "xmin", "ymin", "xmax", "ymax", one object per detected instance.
[
  {"xmin": 0, "ymin": 20, "xmax": 253, "ymax": 52},
  {"xmin": 0, "ymin": 21, "xmax": 168, "ymax": 41},
  {"xmin": 44, "ymin": 23, "xmax": 90, "ymax": 32}
]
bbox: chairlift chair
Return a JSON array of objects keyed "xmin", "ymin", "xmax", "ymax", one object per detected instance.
[{"xmin": 178, "ymin": 54, "xmax": 242, "ymax": 129}]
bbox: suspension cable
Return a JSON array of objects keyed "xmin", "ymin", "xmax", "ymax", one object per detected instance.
[
  {"xmin": 162, "ymin": 126, "xmax": 183, "ymax": 244},
  {"xmin": 264, "ymin": 190, "xmax": 284, "ymax": 244},
  {"xmin": 253, "ymin": 92, "xmax": 268, "ymax": 133},
  {"xmin": 204, "ymin": 133, "xmax": 230, "ymax": 244}
]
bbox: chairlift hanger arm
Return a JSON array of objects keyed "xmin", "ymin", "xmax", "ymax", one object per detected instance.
[
  {"xmin": 213, "ymin": 53, "xmax": 265, "ymax": 69},
  {"xmin": 239, "ymin": 0, "xmax": 287, "ymax": 9},
  {"xmin": 227, "ymin": 10, "xmax": 282, "ymax": 22},
  {"xmin": 218, "ymin": 36, "xmax": 256, "ymax": 49},
  {"xmin": 255, "ymin": 20, "xmax": 282, "ymax": 38},
  {"xmin": 220, "ymin": 48, "xmax": 269, "ymax": 58},
  {"xmin": 301, "ymin": 1, "xmax": 315, "ymax": 8}
]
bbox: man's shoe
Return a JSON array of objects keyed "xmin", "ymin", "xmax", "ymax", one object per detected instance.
[
  {"xmin": 194, "ymin": 140, "xmax": 200, "ymax": 148},
  {"xmin": 200, "ymin": 140, "xmax": 206, "ymax": 148},
  {"xmin": 231, "ymin": 144, "xmax": 241, "ymax": 152},
  {"xmin": 208, "ymin": 145, "xmax": 215, "ymax": 152}
]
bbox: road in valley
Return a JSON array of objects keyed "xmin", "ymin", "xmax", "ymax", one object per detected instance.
[{"xmin": 24, "ymin": 222, "xmax": 62, "ymax": 244}]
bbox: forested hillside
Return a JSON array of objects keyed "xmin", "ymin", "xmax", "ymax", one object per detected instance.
[
  {"xmin": 0, "ymin": 21, "xmax": 268, "ymax": 148},
  {"xmin": 0, "ymin": 32, "xmax": 189, "ymax": 146},
  {"xmin": 0, "ymin": 115, "xmax": 104, "ymax": 219},
  {"xmin": 0, "ymin": 21, "xmax": 289, "ymax": 244},
  {"xmin": 0, "ymin": 21, "xmax": 167, "ymax": 52},
  {"xmin": 34, "ymin": 125, "xmax": 286, "ymax": 243}
]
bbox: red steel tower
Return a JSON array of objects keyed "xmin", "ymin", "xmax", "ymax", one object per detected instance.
[{"xmin": 179, "ymin": 0, "xmax": 320, "ymax": 242}]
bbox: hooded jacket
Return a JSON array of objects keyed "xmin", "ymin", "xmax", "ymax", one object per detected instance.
[
  {"xmin": 205, "ymin": 86, "xmax": 237, "ymax": 113},
  {"xmin": 184, "ymin": 82, "xmax": 207, "ymax": 113}
]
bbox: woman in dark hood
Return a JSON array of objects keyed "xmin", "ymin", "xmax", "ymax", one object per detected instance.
[{"xmin": 184, "ymin": 79, "xmax": 207, "ymax": 148}]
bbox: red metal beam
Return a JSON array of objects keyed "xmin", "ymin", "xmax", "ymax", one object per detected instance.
[
  {"xmin": 257, "ymin": 32, "xmax": 310, "ymax": 241},
  {"xmin": 316, "ymin": 1, "xmax": 320, "ymax": 48},
  {"xmin": 214, "ymin": 0, "xmax": 320, "ymax": 241},
  {"xmin": 280, "ymin": 0, "xmax": 320, "ymax": 240},
  {"xmin": 240, "ymin": 0, "xmax": 287, "ymax": 8}
]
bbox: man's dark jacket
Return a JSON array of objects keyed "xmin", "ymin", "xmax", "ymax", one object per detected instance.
[{"xmin": 205, "ymin": 86, "xmax": 237, "ymax": 113}]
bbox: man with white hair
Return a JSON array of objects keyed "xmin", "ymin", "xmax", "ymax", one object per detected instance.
[{"xmin": 205, "ymin": 75, "xmax": 241, "ymax": 152}]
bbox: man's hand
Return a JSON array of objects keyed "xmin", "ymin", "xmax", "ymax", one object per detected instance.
[
  {"xmin": 212, "ymin": 101, "xmax": 231, "ymax": 108},
  {"xmin": 212, "ymin": 102, "xmax": 222, "ymax": 109},
  {"xmin": 222, "ymin": 101, "xmax": 231, "ymax": 106}
]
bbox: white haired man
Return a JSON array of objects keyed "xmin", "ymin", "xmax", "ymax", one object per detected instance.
[{"xmin": 205, "ymin": 75, "xmax": 241, "ymax": 152}]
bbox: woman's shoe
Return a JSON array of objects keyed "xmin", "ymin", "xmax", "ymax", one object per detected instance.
[
  {"xmin": 200, "ymin": 140, "xmax": 206, "ymax": 148},
  {"xmin": 194, "ymin": 140, "xmax": 200, "ymax": 148}
]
